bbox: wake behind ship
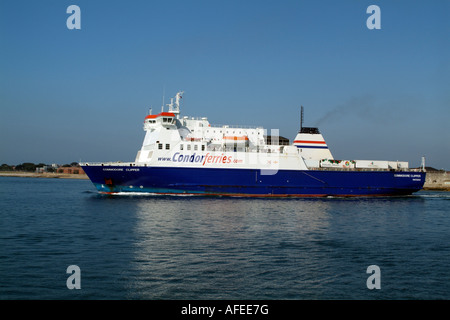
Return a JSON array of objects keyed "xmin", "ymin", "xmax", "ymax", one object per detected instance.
[{"xmin": 81, "ymin": 92, "xmax": 425, "ymax": 197}]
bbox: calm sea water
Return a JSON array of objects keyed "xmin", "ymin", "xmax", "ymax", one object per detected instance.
[{"xmin": 0, "ymin": 176, "xmax": 449, "ymax": 300}]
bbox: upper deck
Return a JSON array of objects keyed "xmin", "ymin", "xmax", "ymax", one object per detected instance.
[{"xmin": 94, "ymin": 91, "xmax": 425, "ymax": 173}]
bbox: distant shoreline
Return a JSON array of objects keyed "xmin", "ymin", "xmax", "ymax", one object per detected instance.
[{"xmin": 0, "ymin": 171, "xmax": 88, "ymax": 180}]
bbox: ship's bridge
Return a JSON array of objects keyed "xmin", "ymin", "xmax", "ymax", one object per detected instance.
[{"xmin": 144, "ymin": 112, "xmax": 176, "ymax": 130}]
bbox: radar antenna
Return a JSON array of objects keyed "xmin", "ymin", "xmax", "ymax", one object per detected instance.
[{"xmin": 168, "ymin": 91, "xmax": 184, "ymax": 119}]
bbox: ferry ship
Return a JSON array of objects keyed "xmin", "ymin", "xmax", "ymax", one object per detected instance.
[{"xmin": 81, "ymin": 91, "xmax": 426, "ymax": 197}]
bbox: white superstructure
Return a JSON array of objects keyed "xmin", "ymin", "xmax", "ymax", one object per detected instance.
[{"xmin": 130, "ymin": 91, "xmax": 411, "ymax": 172}]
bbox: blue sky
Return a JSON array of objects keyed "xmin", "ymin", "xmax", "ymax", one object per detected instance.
[{"xmin": 1, "ymin": 0, "xmax": 449, "ymax": 169}]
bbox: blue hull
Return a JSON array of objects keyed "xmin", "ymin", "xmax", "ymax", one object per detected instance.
[{"xmin": 81, "ymin": 165, "xmax": 425, "ymax": 197}]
